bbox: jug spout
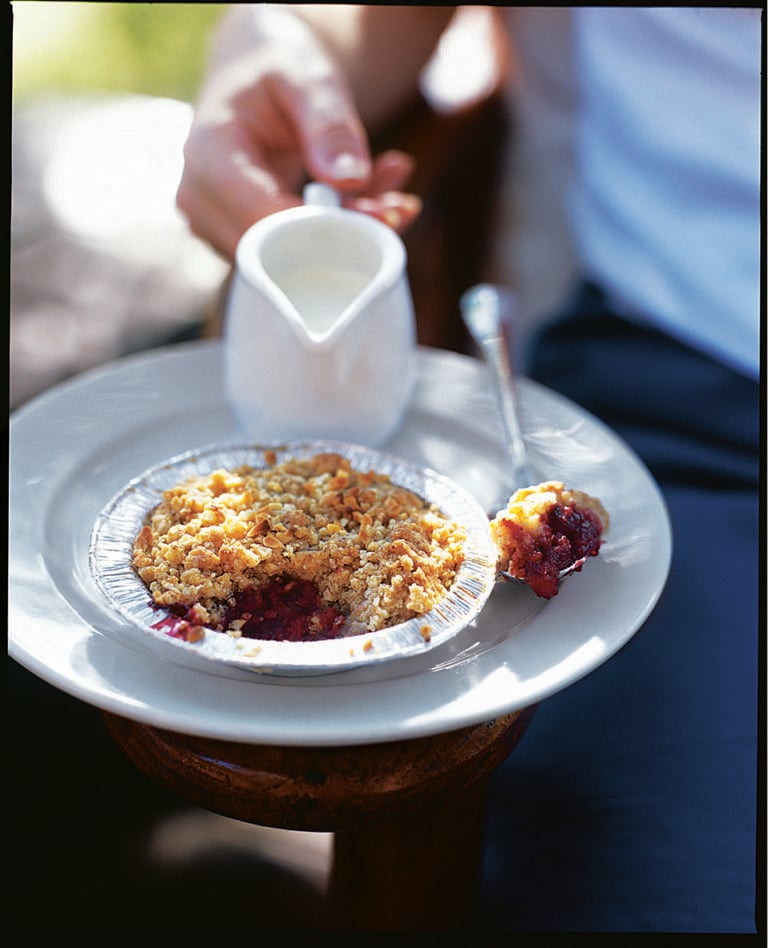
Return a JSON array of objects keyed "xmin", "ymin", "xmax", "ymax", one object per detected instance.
[
  {"xmin": 287, "ymin": 183, "xmax": 380, "ymax": 343},
  {"xmin": 269, "ymin": 261, "xmax": 380, "ymax": 345},
  {"xmin": 255, "ymin": 204, "xmax": 404, "ymax": 346}
]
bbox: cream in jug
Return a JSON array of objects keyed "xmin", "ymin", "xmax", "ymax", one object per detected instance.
[{"xmin": 224, "ymin": 186, "xmax": 417, "ymax": 445}]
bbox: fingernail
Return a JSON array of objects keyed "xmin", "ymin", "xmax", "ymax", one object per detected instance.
[
  {"xmin": 382, "ymin": 208, "xmax": 402, "ymax": 229},
  {"xmin": 382, "ymin": 194, "xmax": 423, "ymax": 229},
  {"xmin": 329, "ymin": 152, "xmax": 368, "ymax": 182},
  {"xmin": 401, "ymin": 194, "xmax": 423, "ymax": 216}
]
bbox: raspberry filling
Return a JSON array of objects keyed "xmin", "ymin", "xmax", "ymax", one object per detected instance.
[
  {"xmin": 152, "ymin": 577, "xmax": 348, "ymax": 643},
  {"xmin": 495, "ymin": 502, "xmax": 604, "ymax": 600}
]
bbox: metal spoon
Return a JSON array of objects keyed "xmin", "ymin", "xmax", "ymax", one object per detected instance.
[
  {"xmin": 460, "ymin": 284, "xmax": 532, "ymax": 502},
  {"xmin": 460, "ymin": 283, "xmax": 584, "ymax": 588}
]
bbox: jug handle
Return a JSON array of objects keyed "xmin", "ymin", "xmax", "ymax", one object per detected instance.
[{"xmin": 303, "ymin": 182, "xmax": 341, "ymax": 208}]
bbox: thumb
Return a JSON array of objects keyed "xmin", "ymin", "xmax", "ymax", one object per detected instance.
[{"xmin": 286, "ymin": 72, "xmax": 372, "ymax": 191}]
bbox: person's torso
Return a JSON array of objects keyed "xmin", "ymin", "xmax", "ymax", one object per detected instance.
[{"xmin": 497, "ymin": 6, "xmax": 760, "ymax": 378}]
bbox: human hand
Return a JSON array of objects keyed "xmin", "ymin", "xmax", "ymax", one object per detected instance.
[{"xmin": 176, "ymin": 6, "xmax": 422, "ymax": 259}]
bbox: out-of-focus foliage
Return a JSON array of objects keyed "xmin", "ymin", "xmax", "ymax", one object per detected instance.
[{"xmin": 13, "ymin": 2, "xmax": 225, "ymax": 103}]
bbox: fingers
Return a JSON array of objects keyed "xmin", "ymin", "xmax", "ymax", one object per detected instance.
[
  {"xmin": 177, "ymin": 122, "xmax": 303, "ymax": 259},
  {"xmin": 343, "ymin": 150, "xmax": 421, "ymax": 232},
  {"xmin": 260, "ymin": 74, "xmax": 424, "ymax": 233},
  {"xmin": 349, "ymin": 192, "xmax": 423, "ymax": 233},
  {"xmin": 367, "ymin": 150, "xmax": 416, "ymax": 194}
]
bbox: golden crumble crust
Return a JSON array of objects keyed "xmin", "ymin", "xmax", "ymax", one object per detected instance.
[
  {"xmin": 131, "ymin": 452, "xmax": 467, "ymax": 634},
  {"xmin": 490, "ymin": 481, "xmax": 609, "ymax": 541}
]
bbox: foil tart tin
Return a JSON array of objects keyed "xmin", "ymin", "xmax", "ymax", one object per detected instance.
[{"xmin": 88, "ymin": 440, "xmax": 498, "ymax": 678}]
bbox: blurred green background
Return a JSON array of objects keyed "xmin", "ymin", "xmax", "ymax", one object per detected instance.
[{"xmin": 13, "ymin": 1, "xmax": 226, "ymax": 104}]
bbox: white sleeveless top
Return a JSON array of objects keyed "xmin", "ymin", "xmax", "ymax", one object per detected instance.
[{"xmin": 494, "ymin": 7, "xmax": 760, "ymax": 379}]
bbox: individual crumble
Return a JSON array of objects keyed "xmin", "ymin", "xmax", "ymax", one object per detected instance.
[{"xmin": 131, "ymin": 451, "xmax": 467, "ymax": 640}]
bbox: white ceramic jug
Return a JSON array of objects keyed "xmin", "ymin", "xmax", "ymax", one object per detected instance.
[{"xmin": 224, "ymin": 185, "xmax": 417, "ymax": 446}]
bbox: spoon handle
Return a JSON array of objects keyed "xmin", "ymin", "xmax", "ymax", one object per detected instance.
[{"xmin": 460, "ymin": 284, "xmax": 533, "ymax": 495}]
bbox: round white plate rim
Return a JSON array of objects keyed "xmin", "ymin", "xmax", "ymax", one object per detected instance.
[{"xmin": 9, "ymin": 340, "xmax": 671, "ymax": 746}]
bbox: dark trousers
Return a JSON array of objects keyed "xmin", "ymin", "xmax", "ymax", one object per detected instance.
[{"xmin": 479, "ymin": 284, "xmax": 760, "ymax": 932}]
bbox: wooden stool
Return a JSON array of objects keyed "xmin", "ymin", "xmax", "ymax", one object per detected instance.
[{"xmin": 103, "ymin": 705, "xmax": 536, "ymax": 930}]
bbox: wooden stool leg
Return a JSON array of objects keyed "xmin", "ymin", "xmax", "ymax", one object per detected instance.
[
  {"xmin": 102, "ymin": 706, "xmax": 536, "ymax": 930},
  {"xmin": 326, "ymin": 778, "xmax": 487, "ymax": 930}
]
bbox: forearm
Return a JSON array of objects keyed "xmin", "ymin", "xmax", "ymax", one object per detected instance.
[
  {"xmin": 293, "ymin": 5, "xmax": 455, "ymax": 125},
  {"xmin": 208, "ymin": 4, "xmax": 455, "ymax": 129}
]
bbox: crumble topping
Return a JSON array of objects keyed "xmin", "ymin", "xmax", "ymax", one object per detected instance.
[
  {"xmin": 490, "ymin": 481, "xmax": 609, "ymax": 599},
  {"xmin": 131, "ymin": 451, "xmax": 467, "ymax": 639}
]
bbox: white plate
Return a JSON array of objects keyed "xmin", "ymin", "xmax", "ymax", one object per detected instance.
[
  {"xmin": 9, "ymin": 341, "xmax": 671, "ymax": 746},
  {"xmin": 89, "ymin": 439, "xmax": 498, "ymax": 677}
]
